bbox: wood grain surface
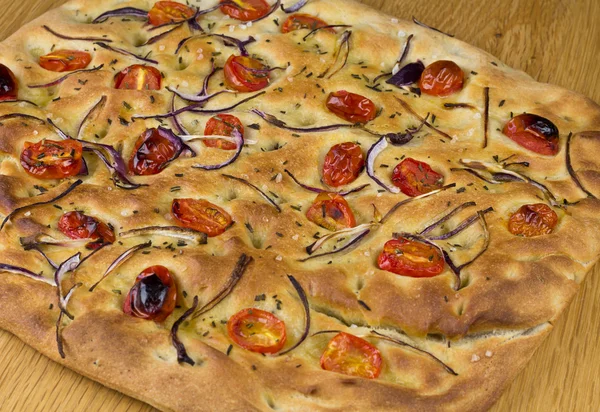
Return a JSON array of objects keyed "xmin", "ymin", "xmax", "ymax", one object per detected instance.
[{"xmin": 0, "ymin": 0, "xmax": 599, "ymax": 411}]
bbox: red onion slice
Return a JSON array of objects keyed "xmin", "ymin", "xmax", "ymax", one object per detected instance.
[
  {"xmin": 283, "ymin": 169, "xmax": 369, "ymax": 196},
  {"xmin": 171, "ymin": 295, "xmax": 199, "ymax": 366},
  {"xmin": 306, "ymin": 223, "xmax": 376, "ymax": 255},
  {"xmin": 77, "ymin": 95, "xmax": 107, "ymax": 139},
  {"xmin": 366, "ymin": 136, "xmax": 400, "ymax": 193},
  {"xmin": 167, "ymin": 86, "xmax": 233, "ymax": 103},
  {"xmin": 176, "ymin": 34, "xmax": 256, "ymax": 56},
  {"xmin": 566, "ymin": 132, "xmax": 596, "ymax": 199},
  {"xmin": 0, "ymin": 113, "xmax": 45, "ymax": 124},
  {"xmin": 89, "ymin": 241, "xmax": 152, "ymax": 291},
  {"xmin": 192, "ymin": 129, "xmax": 244, "ymax": 171},
  {"xmin": 252, "ymin": 109, "xmax": 355, "ymax": 133},
  {"xmin": 43, "ymin": 25, "xmax": 113, "ymax": 42},
  {"xmin": 319, "ymin": 30, "xmax": 352, "ymax": 79},
  {"xmin": 94, "ymin": 42, "xmax": 158, "ymax": 64},
  {"xmin": 412, "ymin": 16, "xmax": 454, "ymax": 38},
  {"xmin": 302, "ymin": 25, "xmax": 351, "ymax": 41},
  {"xmin": 54, "ymin": 252, "xmax": 82, "ymax": 320},
  {"xmin": 386, "ymin": 61, "xmax": 424, "ymax": 88},
  {"xmin": 28, "ymin": 64, "xmax": 104, "ymax": 89},
  {"xmin": 92, "ymin": 7, "xmax": 148, "ymax": 23},
  {"xmin": 281, "ymin": 0, "xmax": 309, "ymax": 13},
  {"xmin": 119, "ymin": 226, "xmax": 208, "ymax": 245},
  {"xmin": 222, "ymin": 174, "xmax": 281, "ymax": 212},
  {"xmin": 380, "ymin": 183, "xmax": 456, "ymax": 224},
  {"xmin": 427, "ymin": 207, "xmax": 493, "ymax": 240},
  {"xmin": 299, "ymin": 229, "xmax": 370, "ymax": 262},
  {"xmin": 141, "ymin": 25, "xmax": 181, "ymax": 46},
  {"xmin": 277, "ymin": 275, "xmax": 310, "ymax": 355},
  {"xmin": 419, "ymin": 202, "xmax": 476, "ymax": 236},
  {"xmin": 0, "ymin": 263, "xmax": 55, "ymax": 286},
  {"xmin": 250, "ymin": 0, "xmax": 281, "ymax": 23}
]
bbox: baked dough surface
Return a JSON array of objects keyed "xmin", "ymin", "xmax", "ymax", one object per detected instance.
[{"xmin": 0, "ymin": 1, "xmax": 599, "ymax": 410}]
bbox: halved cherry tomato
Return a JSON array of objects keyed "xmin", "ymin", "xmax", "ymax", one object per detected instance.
[
  {"xmin": 392, "ymin": 158, "xmax": 444, "ymax": 197},
  {"xmin": 148, "ymin": 1, "xmax": 195, "ymax": 26},
  {"xmin": 306, "ymin": 192, "xmax": 356, "ymax": 231},
  {"xmin": 58, "ymin": 211, "xmax": 115, "ymax": 249},
  {"xmin": 326, "ymin": 91, "xmax": 377, "ymax": 124},
  {"xmin": 219, "ymin": 0, "xmax": 270, "ymax": 21},
  {"xmin": 508, "ymin": 203, "xmax": 558, "ymax": 237},
  {"xmin": 322, "ymin": 142, "xmax": 365, "ymax": 187},
  {"xmin": 502, "ymin": 113, "xmax": 559, "ymax": 156},
  {"xmin": 378, "ymin": 237, "xmax": 445, "ymax": 277},
  {"xmin": 114, "ymin": 65, "xmax": 161, "ymax": 90},
  {"xmin": 320, "ymin": 332, "xmax": 382, "ymax": 379},
  {"xmin": 203, "ymin": 114, "xmax": 244, "ymax": 151},
  {"xmin": 223, "ymin": 55, "xmax": 270, "ymax": 92},
  {"xmin": 0, "ymin": 64, "xmax": 18, "ymax": 101},
  {"xmin": 281, "ymin": 14, "xmax": 331, "ymax": 33},
  {"xmin": 129, "ymin": 128, "xmax": 179, "ymax": 176},
  {"xmin": 20, "ymin": 139, "xmax": 84, "ymax": 179},
  {"xmin": 227, "ymin": 308, "xmax": 287, "ymax": 353},
  {"xmin": 39, "ymin": 50, "xmax": 91, "ymax": 72},
  {"xmin": 123, "ymin": 265, "xmax": 177, "ymax": 322},
  {"xmin": 171, "ymin": 198, "xmax": 233, "ymax": 237},
  {"xmin": 419, "ymin": 60, "xmax": 464, "ymax": 97}
]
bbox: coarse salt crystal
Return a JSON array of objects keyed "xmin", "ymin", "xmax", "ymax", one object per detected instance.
[
  {"xmin": 471, "ymin": 354, "xmax": 480, "ymax": 362},
  {"xmin": 292, "ymin": 234, "xmax": 299, "ymax": 240},
  {"xmin": 229, "ymin": 25, "xmax": 235, "ymax": 32},
  {"xmin": 275, "ymin": 255, "xmax": 283, "ymax": 261},
  {"xmin": 485, "ymin": 350, "xmax": 493, "ymax": 357},
  {"xmin": 159, "ymin": 45, "xmax": 165, "ymax": 51},
  {"xmin": 24, "ymin": 211, "xmax": 31, "ymax": 217},
  {"xmin": 182, "ymin": 81, "xmax": 189, "ymax": 87},
  {"xmin": 391, "ymin": 18, "xmax": 399, "ymax": 23},
  {"xmin": 398, "ymin": 30, "xmax": 406, "ymax": 37},
  {"xmin": 473, "ymin": 112, "xmax": 482, "ymax": 119},
  {"xmin": 33, "ymin": 130, "xmax": 38, "ymax": 135},
  {"xmin": 364, "ymin": 251, "xmax": 370, "ymax": 257},
  {"xmin": 246, "ymin": 21, "xmax": 253, "ymax": 27},
  {"xmin": 275, "ymin": 173, "xmax": 283, "ymax": 183},
  {"xmin": 240, "ymin": 24, "xmax": 247, "ymax": 30},
  {"xmin": 121, "ymin": 210, "xmax": 128, "ymax": 216}
]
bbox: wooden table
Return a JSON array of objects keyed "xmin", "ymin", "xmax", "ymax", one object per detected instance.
[{"xmin": 0, "ymin": 0, "xmax": 598, "ymax": 411}]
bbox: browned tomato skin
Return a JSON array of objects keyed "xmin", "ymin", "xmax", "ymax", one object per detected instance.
[
  {"xmin": 326, "ymin": 91, "xmax": 377, "ymax": 124},
  {"xmin": 114, "ymin": 65, "xmax": 162, "ymax": 90},
  {"xmin": 58, "ymin": 211, "xmax": 115, "ymax": 249},
  {"xmin": 171, "ymin": 198, "xmax": 234, "ymax": 237},
  {"xmin": 39, "ymin": 50, "xmax": 92, "ymax": 72},
  {"xmin": 20, "ymin": 139, "xmax": 84, "ymax": 179},
  {"xmin": 281, "ymin": 14, "xmax": 331, "ymax": 33},
  {"xmin": 223, "ymin": 55, "xmax": 270, "ymax": 92},
  {"xmin": 148, "ymin": 1, "xmax": 195, "ymax": 26},
  {"xmin": 392, "ymin": 158, "xmax": 444, "ymax": 197},
  {"xmin": 227, "ymin": 308, "xmax": 287, "ymax": 353},
  {"xmin": 320, "ymin": 332, "xmax": 383, "ymax": 379},
  {"xmin": 123, "ymin": 266, "xmax": 177, "ymax": 322},
  {"xmin": 502, "ymin": 114, "xmax": 560, "ymax": 156},
  {"xmin": 378, "ymin": 237, "xmax": 445, "ymax": 278},
  {"xmin": 129, "ymin": 128, "xmax": 179, "ymax": 176},
  {"xmin": 203, "ymin": 114, "xmax": 244, "ymax": 151},
  {"xmin": 322, "ymin": 142, "xmax": 365, "ymax": 187},
  {"xmin": 419, "ymin": 60, "xmax": 464, "ymax": 97},
  {"xmin": 0, "ymin": 64, "xmax": 18, "ymax": 101},
  {"xmin": 508, "ymin": 204, "xmax": 558, "ymax": 237},
  {"xmin": 219, "ymin": 0, "xmax": 270, "ymax": 21},
  {"xmin": 306, "ymin": 192, "xmax": 356, "ymax": 231}
]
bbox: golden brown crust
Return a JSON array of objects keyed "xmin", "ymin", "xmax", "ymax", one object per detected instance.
[{"xmin": 0, "ymin": 0, "xmax": 599, "ymax": 411}]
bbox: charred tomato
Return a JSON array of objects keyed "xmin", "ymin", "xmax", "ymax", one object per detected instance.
[
  {"xmin": 123, "ymin": 265, "xmax": 177, "ymax": 322},
  {"xmin": 58, "ymin": 211, "xmax": 115, "ymax": 249},
  {"xmin": 508, "ymin": 203, "xmax": 558, "ymax": 237},
  {"xmin": 391, "ymin": 158, "xmax": 444, "ymax": 197},
  {"xmin": 129, "ymin": 128, "xmax": 180, "ymax": 176},
  {"xmin": 322, "ymin": 142, "xmax": 365, "ymax": 187},
  {"xmin": 0, "ymin": 64, "xmax": 18, "ymax": 101},
  {"xmin": 20, "ymin": 139, "xmax": 84, "ymax": 179},
  {"xmin": 502, "ymin": 113, "xmax": 559, "ymax": 156},
  {"xmin": 378, "ymin": 237, "xmax": 445, "ymax": 277},
  {"xmin": 320, "ymin": 332, "xmax": 382, "ymax": 379},
  {"xmin": 326, "ymin": 90, "xmax": 377, "ymax": 124},
  {"xmin": 306, "ymin": 192, "xmax": 356, "ymax": 231},
  {"xmin": 419, "ymin": 60, "xmax": 464, "ymax": 97},
  {"xmin": 227, "ymin": 308, "xmax": 287, "ymax": 353},
  {"xmin": 171, "ymin": 198, "xmax": 233, "ymax": 237}
]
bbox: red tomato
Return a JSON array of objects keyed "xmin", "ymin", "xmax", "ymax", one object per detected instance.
[
  {"xmin": 148, "ymin": 1, "xmax": 195, "ymax": 26},
  {"xmin": 39, "ymin": 50, "xmax": 91, "ymax": 72},
  {"xmin": 322, "ymin": 142, "xmax": 365, "ymax": 187},
  {"xmin": 320, "ymin": 332, "xmax": 382, "ymax": 379},
  {"xmin": 419, "ymin": 60, "xmax": 464, "ymax": 97},
  {"xmin": 203, "ymin": 114, "xmax": 244, "ymax": 151},
  {"xmin": 171, "ymin": 198, "xmax": 234, "ymax": 237},
  {"xmin": 392, "ymin": 158, "xmax": 444, "ymax": 197},
  {"xmin": 219, "ymin": 0, "xmax": 270, "ymax": 21},
  {"xmin": 502, "ymin": 114, "xmax": 559, "ymax": 156},
  {"xmin": 281, "ymin": 14, "xmax": 331, "ymax": 33},
  {"xmin": 227, "ymin": 308, "xmax": 287, "ymax": 353},
  {"xmin": 223, "ymin": 55, "xmax": 270, "ymax": 92},
  {"xmin": 326, "ymin": 91, "xmax": 377, "ymax": 124},
  {"xmin": 508, "ymin": 203, "xmax": 558, "ymax": 237},
  {"xmin": 306, "ymin": 192, "xmax": 356, "ymax": 231},
  {"xmin": 377, "ymin": 237, "xmax": 445, "ymax": 278},
  {"xmin": 0, "ymin": 64, "xmax": 18, "ymax": 101},
  {"xmin": 58, "ymin": 211, "xmax": 115, "ymax": 249},
  {"xmin": 114, "ymin": 65, "xmax": 161, "ymax": 90},
  {"xmin": 129, "ymin": 128, "xmax": 179, "ymax": 176},
  {"xmin": 20, "ymin": 139, "xmax": 84, "ymax": 179},
  {"xmin": 123, "ymin": 265, "xmax": 177, "ymax": 322}
]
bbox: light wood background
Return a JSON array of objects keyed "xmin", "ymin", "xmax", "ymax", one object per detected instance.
[{"xmin": 0, "ymin": 0, "xmax": 598, "ymax": 411}]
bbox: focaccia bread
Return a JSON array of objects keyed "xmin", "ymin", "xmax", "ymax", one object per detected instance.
[{"xmin": 0, "ymin": 1, "xmax": 599, "ymax": 411}]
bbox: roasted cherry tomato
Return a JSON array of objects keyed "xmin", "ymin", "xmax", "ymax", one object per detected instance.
[
  {"xmin": 20, "ymin": 139, "xmax": 84, "ymax": 179},
  {"xmin": 114, "ymin": 64, "xmax": 161, "ymax": 90},
  {"xmin": 129, "ymin": 128, "xmax": 179, "ymax": 176},
  {"xmin": 219, "ymin": 0, "xmax": 270, "ymax": 21},
  {"xmin": 223, "ymin": 55, "xmax": 270, "ymax": 92},
  {"xmin": 322, "ymin": 142, "xmax": 365, "ymax": 187},
  {"xmin": 326, "ymin": 91, "xmax": 377, "ymax": 124},
  {"xmin": 227, "ymin": 308, "xmax": 287, "ymax": 353},
  {"xmin": 39, "ymin": 50, "xmax": 92, "ymax": 72},
  {"xmin": 392, "ymin": 158, "xmax": 444, "ymax": 197},
  {"xmin": 148, "ymin": 1, "xmax": 195, "ymax": 26},
  {"xmin": 378, "ymin": 237, "xmax": 445, "ymax": 277},
  {"xmin": 320, "ymin": 332, "xmax": 382, "ymax": 379},
  {"xmin": 203, "ymin": 114, "xmax": 244, "ymax": 151},
  {"xmin": 306, "ymin": 192, "xmax": 356, "ymax": 231},
  {"xmin": 123, "ymin": 265, "xmax": 177, "ymax": 322},
  {"xmin": 0, "ymin": 64, "xmax": 18, "ymax": 101},
  {"xmin": 171, "ymin": 198, "xmax": 233, "ymax": 237},
  {"xmin": 508, "ymin": 203, "xmax": 558, "ymax": 237},
  {"xmin": 281, "ymin": 14, "xmax": 331, "ymax": 33},
  {"xmin": 58, "ymin": 211, "xmax": 115, "ymax": 249},
  {"xmin": 419, "ymin": 60, "xmax": 464, "ymax": 97},
  {"xmin": 502, "ymin": 113, "xmax": 559, "ymax": 156}
]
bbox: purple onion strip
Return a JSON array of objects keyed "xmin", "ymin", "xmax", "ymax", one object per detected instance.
[
  {"xmin": 28, "ymin": 65, "xmax": 104, "ymax": 89},
  {"xmin": 119, "ymin": 226, "xmax": 207, "ymax": 245},
  {"xmin": 171, "ymin": 296, "xmax": 199, "ymax": 366},
  {"xmin": 427, "ymin": 207, "xmax": 493, "ymax": 240},
  {"xmin": 412, "ymin": 17, "xmax": 454, "ymax": 37},
  {"xmin": 89, "ymin": 241, "xmax": 152, "ymax": 291},
  {"xmin": 167, "ymin": 86, "xmax": 233, "ymax": 103},
  {"xmin": 306, "ymin": 223, "xmax": 375, "ymax": 255},
  {"xmin": 222, "ymin": 173, "xmax": 281, "ymax": 212},
  {"xmin": 170, "ymin": 93, "xmax": 189, "ymax": 135},
  {"xmin": 419, "ymin": 201, "xmax": 476, "ymax": 236},
  {"xmin": 43, "ymin": 25, "xmax": 113, "ymax": 43},
  {"xmin": 193, "ymin": 129, "xmax": 243, "ymax": 171},
  {"xmin": 566, "ymin": 132, "xmax": 596, "ymax": 199},
  {"xmin": 176, "ymin": 34, "xmax": 256, "ymax": 56},
  {"xmin": 252, "ymin": 109, "xmax": 354, "ymax": 133},
  {"xmin": 54, "ymin": 252, "xmax": 82, "ymax": 320},
  {"xmin": 250, "ymin": 0, "xmax": 281, "ymax": 23},
  {"xmin": 92, "ymin": 7, "xmax": 148, "ymax": 23},
  {"xmin": 380, "ymin": 183, "xmax": 457, "ymax": 224},
  {"xmin": 94, "ymin": 42, "xmax": 158, "ymax": 64},
  {"xmin": 55, "ymin": 281, "xmax": 82, "ymax": 359},
  {"xmin": 302, "ymin": 25, "xmax": 351, "ymax": 41},
  {"xmin": 0, "ymin": 113, "xmax": 45, "ymax": 124},
  {"xmin": 395, "ymin": 97, "xmax": 453, "ymax": 140},
  {"xmin": 278, "ymin": 275, "xmax": 310, "ymax": 355},
  {"xmin": 319, "ymin": 30, "xmax": 352, "ymax": 79},
  {"xmin": 299, "ymin": 229, "xmax": 370, "ymax": 262},
  {"xmin": 366, "ymin": 136, "xmax": 400, "ymax": 194},
  {"xmin": 284, "ymin": 169, "xmax": 369, "ymax": 197},
  {"xmin": 386, "ymin": 61, "xmax": 425, "ymax": 88},
  {"xmin": 0, "ymin": 263, "xmax": 55, "ymax": 286},
  {"xmin": 281, "ymin": 0, "xmax": 309, "ymax": 13},
  {"xmin": 141, "ymin": 25, "xmax": 181, "ymax": 46},
  {"xmin": 77, "ymin": 95, "xmax": 107, "ymax": 139},
  {"xmin": 483, "ymin": 87, "xmax": 490, "ymax": 148}
]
